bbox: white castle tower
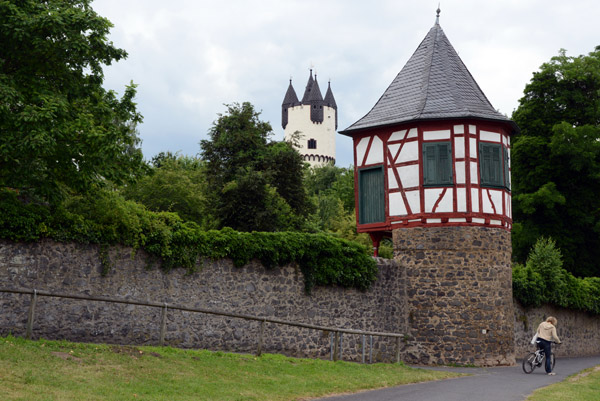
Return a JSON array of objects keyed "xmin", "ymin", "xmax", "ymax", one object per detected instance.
[{"xmin": 282, "ymin": 70, "xmax": 337, "ymax": 166}]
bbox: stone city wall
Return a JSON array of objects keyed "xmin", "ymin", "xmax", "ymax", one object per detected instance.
[
  {"xmin": 1, "ymin": 239, "xmax": 599, "ymax": 365},
  {"xmin": 514, "ymin": 302, "xmax": 600, "ymax": 358},
  {"xmin": 0, "ymin": 239, "xmax": 407, "ymax": 363}
]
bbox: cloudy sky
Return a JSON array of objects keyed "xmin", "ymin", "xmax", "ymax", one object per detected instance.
[{"xmin": 93, "ymin": 0, "xmax": 599, "ymax": 167}]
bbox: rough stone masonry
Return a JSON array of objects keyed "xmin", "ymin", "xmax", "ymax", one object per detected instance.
[
  {"xmin": 394, "ymin": 226, "xmax": 515, "ymax": 366},
  {"xmin": 1, "ymin": 238, "xmax": 598, "ymax": 365}
]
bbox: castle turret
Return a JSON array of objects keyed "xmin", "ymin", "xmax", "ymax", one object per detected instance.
[
  {"xmin": 340, "ymin": 8, "xmax": 517, "ymax": 367},
  {"xmin": 282, "ymin": 79, "xmax": 300, "ymax": 130},
  {"xmin": 282, "ymin": 69, "xmax": 337, "ymax": 166},
  {"xmin": 324, "ymin": 81, "xmax": 338, "ymax": 130},
  {"xmin": 307, "ymin": 74, "xmax": 324, "ymax": 123}
]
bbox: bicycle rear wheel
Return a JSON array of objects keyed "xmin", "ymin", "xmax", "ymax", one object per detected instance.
[{"xmin": 522, "ymin": 353, "xmax": 537, "ymax": 374}]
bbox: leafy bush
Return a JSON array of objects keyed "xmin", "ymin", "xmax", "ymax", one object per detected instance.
[
  {"xmin": 512, "ymin": 237, "xmax": 600, "ymax": 314},
  {"xmin": 0, "ymin": 189, "xmax": 377, "ymax": 294}
]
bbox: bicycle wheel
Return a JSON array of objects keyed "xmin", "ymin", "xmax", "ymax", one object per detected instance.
[
  {"xmin": 522, "ymin": 353, "xmax": 537, "ymax": 374},
  {"xmin": 550, "ymin": 353, "xmax": 556, "ymax": 371}
]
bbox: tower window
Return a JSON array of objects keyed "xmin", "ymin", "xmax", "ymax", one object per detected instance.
[
  {"xmin": 422, "ymin": 142, "xmax": 453, "ymax": 186},
  {"xmin": 479, "ymin": 143, "xmax": 510, "ymax": 189},
  {"xmin": 308, "ymin": 139, "xmax": 317, "ymax": 149}
]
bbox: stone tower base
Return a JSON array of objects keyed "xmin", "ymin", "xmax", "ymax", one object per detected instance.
[{"xmin": 394, "ymin": 226, "xmax": 515, "ymax": 366}]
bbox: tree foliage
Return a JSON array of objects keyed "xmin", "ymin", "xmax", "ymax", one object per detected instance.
[
  {"xmin": 120, "ymin": 153, "xmax": 209, "ymax": 228},
  {"xmin": 512, "ymin": 237, "xmax": 600, "ymax": 314},
  {"xmin": 200, "ymin": 102, "xmax": 311, "ymax": 231},
  {"xmin": 0, "ymin": 188, "xmax": 378, "ymax": 294},
  {"xmin": 511, "ymin": 47, "xmax": 600, "ymax": 277},
  {"xmin": 0, "ymin": 0, "xmax": 144, "ymax": 203}
]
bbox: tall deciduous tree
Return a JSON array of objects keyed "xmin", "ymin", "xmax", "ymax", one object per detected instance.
[
  {"xmin": 200, "ymin": 102, "xmax": 310, "ymax": 231},
  {"xmin": 0, "ymin": 0, "xmax": 144, "ymax": 203},
  {"xmin": 121, "ymin": 154, "xmax": 209, "ymax": 228},
  {"xmin": 511, "ymin": 47, "xmax": 600, "ymax": 277}
]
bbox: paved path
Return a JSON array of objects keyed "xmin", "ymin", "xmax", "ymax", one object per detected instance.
[{"xmin": 313, "ymin": 356, "xmax": 600, "ymax": 401}]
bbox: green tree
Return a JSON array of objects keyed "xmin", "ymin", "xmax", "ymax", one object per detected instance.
[
  {"xmin": 304, "ymin": 165, "xmax": 355, "ymax": 231},
  {"xmin": 200, "ymin": 102, "xmax": 310, "ymax": 231},
  {"xmin": 305, "ymin": 165, "xmax": 355, "ymax": 212},
  {"xmin": 511, "ymin": 47, "xmax": 600, "ymax": 277},
  {"xmin": 0, "ymin": 0, "xmax": 144, "ymax": 203},
  {"xmin": 120, "ymin": 154, "xmax": 209, "ymax": 228}
]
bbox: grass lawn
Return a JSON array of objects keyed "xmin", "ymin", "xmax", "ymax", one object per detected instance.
[
  {"xmin": 527, "ymin": 365, "xmax": 600, "ymax": 401},
  {"xmin": 0, "ymin": 335, "xmax": 464, "ymax": 401}
]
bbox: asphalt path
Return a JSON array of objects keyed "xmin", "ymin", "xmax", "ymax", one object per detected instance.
[{"xmin": 313, "ymin": 356, "xmax": 600, "ymax": 401}]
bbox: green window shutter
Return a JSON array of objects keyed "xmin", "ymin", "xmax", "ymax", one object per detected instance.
[
  {"xmin": 358, "ymin": 167, "xmax": 385, "ymax": 224},
  {"xmin": 503, "ymin": 147, "xmax": 510, "ymax": 189},
  {"xmin": 423, "ymin": 142, "xmax": 453, "ymax": 186},
  {"xmin": 438, "ymin": 142, "xmax": 452, "ymax": 185},
  {"xmin": 423, "ymin": 144, "xmax": 437, "ymax": 186},
  {"xmin": 491, "ymin": 146, "xmax": 501, "ymax": 186},
  {"xmin": 479, "ymin": 143, "xmax": 504, "ymax": 188},
  {"xmin": 479, "ymin": 143, "xmax": 490, "ymax": 186}
]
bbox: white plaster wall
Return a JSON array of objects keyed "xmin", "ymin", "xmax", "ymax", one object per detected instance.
[
  {"xmin": 424, "ymin": 188, "xmax": 453, "ymax": 213},
  {"xmin": 389, "ymin": 129, "xmax": 407, "ymax": 142},
  {"xmin": 397, "ymin": 141, "xmax": 419, "ymax": 164},
  {"xmin": 365, "ymin": 136, "xmax": 384, "ymax": 165},
  {"xmin": 406, "ymin": 190, "xmax": 421, "ymax": 214},
  {"xmin": 471, "ymin": 188, "xmax": 480, "ymax": 213},
  {"xmin": 356, "ymin": 137, "xmax": 370, "ymax": 166},
  {"xmin": 389, "ymin": 192, "xmax": 407, "ymax": 216},
  {"xmin": 399, "ymin": 165, "xmax": 419, "ymax": 188}
]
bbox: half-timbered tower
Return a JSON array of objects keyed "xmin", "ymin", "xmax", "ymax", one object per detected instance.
[
  {"xmin": 341, "ymin": 9, "xmax": 518, "ymax": 366},
  {"xmin": 282, "ymin": 70, "xmax": 337, "ymax": 166}
]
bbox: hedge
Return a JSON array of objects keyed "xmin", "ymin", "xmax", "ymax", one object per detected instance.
[{"xmin": 0, "ymin": 189, "xmax": 378, "ymax": 294}]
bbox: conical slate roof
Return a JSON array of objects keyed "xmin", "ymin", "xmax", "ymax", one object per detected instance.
[
  {"xmin": 307, "ymin": 75, "xmax": 324, "ymax": 102},
  {"xmin": 341, "ymin": 20, "xmax": 517, "ymax": 135},
  {"xmin": 301, "ymin": 70, "xmax": 316, "ymax": 104},
  {"xmin": 324, "ymin": 81, "xmax": 337, "ymax": 109},
  {"xmin": 324, "ymin": 81, "xmax": 338, "ymax": 129},
  {"xmin": 282, "ymin": 80, "xmax": 300, "ymax": 106}
]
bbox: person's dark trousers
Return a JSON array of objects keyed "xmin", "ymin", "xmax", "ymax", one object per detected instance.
[{"xmin": 537, "ymin": 338, "xmax": 553, "ymax": 373}]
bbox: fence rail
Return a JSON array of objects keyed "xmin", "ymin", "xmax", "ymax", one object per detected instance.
[{"xmin": 0, "ymin": 287, "xmax": 407, "ymax": 363}]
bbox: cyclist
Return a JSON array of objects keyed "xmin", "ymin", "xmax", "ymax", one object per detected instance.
[{"xmin": 535, "ymin": 316, "xmax": 561, "ymax": 375}]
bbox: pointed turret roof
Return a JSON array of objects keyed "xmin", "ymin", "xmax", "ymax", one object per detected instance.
[
  {"xmin": 341, "ymin": 17, "xmax": 517, "ymax": 135},
  {"xmin": 301, "ymin": 70, "xmax": 316, "ymax": 104},
  {"xmin": 282, "ymin": 79, "xmax": 299, "ymax": 106},
  {"xmin": 324, "ymin": 81, "xmax": 337, "ymax": 109},
  {"xmin": 324, "ymin": 81, "xmax": 338, "ymax": 130},
  {"xmin": 307, "ymin": 74, "xmax": 324, "ymax": 103}
]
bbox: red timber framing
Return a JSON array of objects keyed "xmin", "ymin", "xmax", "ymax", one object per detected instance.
[{"xmin": 353, "ymin": 119, "xmax": 513, "ymax": 235}]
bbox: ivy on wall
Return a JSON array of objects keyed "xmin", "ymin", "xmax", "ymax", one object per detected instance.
[{"xmin": 0, "ymin": 190, "xmax": 377, "ymax": 294}]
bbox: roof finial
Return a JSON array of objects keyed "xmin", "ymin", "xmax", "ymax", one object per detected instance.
[{"xmin": 436, "ymin": 4, "xmax": 441, "ymax": 24}]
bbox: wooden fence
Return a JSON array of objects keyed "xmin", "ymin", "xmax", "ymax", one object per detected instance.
[{"xmin": 0, "ymin": 287, "xmax": 407, "ymax": 363}]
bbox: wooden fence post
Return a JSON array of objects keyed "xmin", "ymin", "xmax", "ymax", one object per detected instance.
[
  {"xmin": 333, "ymin": 331, "xmax": 339, "ymax": 361},
  {"xmin": 256, "ymin": 319, "xmax": 265, "ymax": 356},
  {"xmin": 362, "ymin": 335, "xmax": 366, "ymax": 364},
  {"xmin": 159, "ymin": 303, "xmax": 167, "ymax": 346},
  {"xmin": 369, "ymin": 335, "xmax": 373, "ymax": 364},
  {"xmin": 25, "ymin": 289, "xmax": 37, "ymax": 340}
]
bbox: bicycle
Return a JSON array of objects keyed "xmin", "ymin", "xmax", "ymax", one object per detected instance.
[{"xmin": 522, "ymin": 342, "xmax": 557, "ymax": 374}]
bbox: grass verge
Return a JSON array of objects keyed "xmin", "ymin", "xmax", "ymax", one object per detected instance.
[
  {"xmin": 527, "ymin": 365, "xmax": 600, "ymax": 401},
  {"xmin": 0, "ymin": 335, "xmax": 464, "ymax": 401}
]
